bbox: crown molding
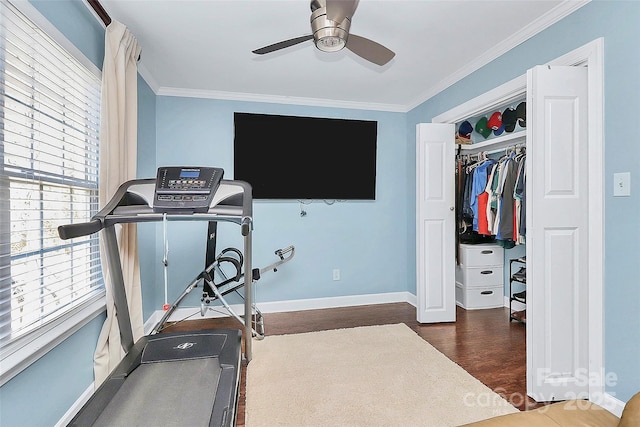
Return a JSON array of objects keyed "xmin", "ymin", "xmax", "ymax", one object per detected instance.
[
  {"xmin": 405, "ymin": 0, "xmax": 590, "ymax": 111},
  {"xmin": 156, "ymin": 86, "xmax": 408, "ymax": 112},
  {"xmin": 137, "ymin": 62, "xmax": 160, "ymax": 93},
  {"xmin": 123, "ymin": 0, "xmax": 588, "ymax": 113}
]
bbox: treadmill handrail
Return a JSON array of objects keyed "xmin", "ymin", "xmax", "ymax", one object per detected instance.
[
  {"xmin": 58, "ymin": 178, "xmax": 253, "ymax": 240},
  {"xmin": 58, "ymin": 218, "xmax": 103, "ymax": 240}
]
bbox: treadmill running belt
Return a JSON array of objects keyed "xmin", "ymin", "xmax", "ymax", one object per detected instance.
[{"xmin": 92, "ymin": 358, "xmax": 222, "ymax": 427}]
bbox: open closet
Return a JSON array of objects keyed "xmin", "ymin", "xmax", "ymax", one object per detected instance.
[
  {"xmin": 455, "ymin": 133, "xmax": 527, "ymax": 314},
  {"xmin": 415, "ymin": 37, "xmax": 604, "ymax": 404}
]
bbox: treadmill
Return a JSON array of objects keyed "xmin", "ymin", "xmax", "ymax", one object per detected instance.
[{"xmin": 58, "ymin": 167, "xmax": 253, "ymax": 427}]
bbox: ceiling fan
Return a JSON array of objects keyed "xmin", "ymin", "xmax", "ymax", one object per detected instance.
[{"xmin": 252, "ymin": 0, "xmax": 395, "ymax": 66}]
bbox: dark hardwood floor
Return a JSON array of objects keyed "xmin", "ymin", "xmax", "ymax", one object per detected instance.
[{"xmin": 162, "ymin": 302, "xmax": 545, "ymax": 426}]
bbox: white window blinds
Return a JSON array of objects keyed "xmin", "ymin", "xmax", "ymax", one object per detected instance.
[{"xmin": 0, "ymin": 0, "xmax": 103, "ymax": 356}]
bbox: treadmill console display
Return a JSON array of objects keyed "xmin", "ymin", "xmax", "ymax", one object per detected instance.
[{"xmin": 154, "ymin": 166, "xmax": 224, "ymax": 213}]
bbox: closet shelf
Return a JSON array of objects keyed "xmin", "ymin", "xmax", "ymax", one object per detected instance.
[{"xmin": 458, "ymin": 130, "xmax": 526, "ymax": 154}]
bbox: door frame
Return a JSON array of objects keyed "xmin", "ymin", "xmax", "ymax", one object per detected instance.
[{"xmin": 431, "ymin": 38, "xmax": 604, "ymax": 401}]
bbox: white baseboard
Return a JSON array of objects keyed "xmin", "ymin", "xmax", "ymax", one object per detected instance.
[
  {"xmin": 593, "ymin": 392, "xmax": 626, "ymax": 418},
  {"xmin": 256, "ymin": 291, "xmax": 417, "ymax": 313},
  {"xmin": 143, "ymin": 291, "xmax": 417, "ymax": 331},
  {"xmin": 55, "ymin": 383, "xmax": 94, "ymax": 427},
  {"xmin": 503, "ymin": 296, "xmax": 526, "ymax": 312}
]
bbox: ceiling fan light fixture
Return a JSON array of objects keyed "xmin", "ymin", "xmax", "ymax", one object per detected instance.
[
  {"xmin": 314, "ymin": 27, "xmax": 348, "ymax": 52},
  {"xmin": 316, "ymin": 35, "xmax": 345, "ymax": 52},
  {"xmin": 311, "ymin": 6, "xmax": 350, "ymax": 52}
]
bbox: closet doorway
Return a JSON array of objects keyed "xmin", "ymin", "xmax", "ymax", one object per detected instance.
[{"xmin": 417, "ymin": 39, "xmax": 604, "ymax": 403}]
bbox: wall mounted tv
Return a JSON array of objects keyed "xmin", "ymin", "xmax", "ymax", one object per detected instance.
[{"xmin": 233, "ymin": 112, "xmax": 377, "ymax": 200}]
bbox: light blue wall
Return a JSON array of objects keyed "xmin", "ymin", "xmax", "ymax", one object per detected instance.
[
  {"xmin": 143, "ymin": 98, "xmax": 409, "ymax": 311},
  {"xmin": 28, "ymin": 0, "xmax": 104, "ymax": 69},
  {"xmin": 136, "ymin": 75, "xmax": 159, "ymax": 319},
  {"xmin": 0, "ymin": 316, "xmax": 104, "ymax": 426},
  {"xmin": 407, "ymin": 0, "xmax": 640, "ymax": 402}
]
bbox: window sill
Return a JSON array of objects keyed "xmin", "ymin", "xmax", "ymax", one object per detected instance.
[{"xmin": 0, "ymin": 292, "xmax": 106, "ymax": 386}]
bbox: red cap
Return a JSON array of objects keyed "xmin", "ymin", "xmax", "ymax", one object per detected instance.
[{"xmin": 487, "ymin": 111, "xmax": 502, "ymax": 131}]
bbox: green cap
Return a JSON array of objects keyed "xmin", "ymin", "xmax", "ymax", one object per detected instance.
[{"xmin": 475, "ymin": 117, "xmax": 491, "ymax": 139}]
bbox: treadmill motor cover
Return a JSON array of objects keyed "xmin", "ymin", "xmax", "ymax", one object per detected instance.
[{"xmin": 141, "ymin": 332, "xmax": 228, "ymax": 363}]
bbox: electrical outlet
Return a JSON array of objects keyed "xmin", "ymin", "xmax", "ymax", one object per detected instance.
[
  {"xmin": 332, "ymin": 269, "xmax": 340, "ymax": 281},
  {"xmin": 613, "ymin": 172, "xmax": 631, "ymax": 197}
]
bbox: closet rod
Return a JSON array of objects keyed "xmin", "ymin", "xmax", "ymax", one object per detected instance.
[
  {"xmin": 480, "ymin": 144, "xmax": 524, "ymax": 156},
  {"xmin": 87, "ymin": 0, "xmax": 111, "ymax": 26}
]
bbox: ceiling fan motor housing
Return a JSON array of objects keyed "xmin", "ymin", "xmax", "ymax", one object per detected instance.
[
  {"xmin": 252, "ymin": 0, "xmax": 393, "ymax": 66},
  {"xmin": 311, "ymin": 6, "xmax": 351, "ymax": 52}
]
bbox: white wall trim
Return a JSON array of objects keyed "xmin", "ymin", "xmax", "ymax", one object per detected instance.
[
  {"xmin": 0, "ymin": 293, "xmax": 105, "ymax": 387},
  {"xmin": 503, "ymin": 296, "xmax": 526, "ymax": 312},
  {"xmin": 144, "ymin": 292, "xmax": 417, "ymax": 331},
  {"xmin": 598, "ymin": 393, "xmax": 627, "ymax": 418},
  {"xmin": 155, "ymin": 86, "xmax": 407, "ymax": 112},
  {"xmin": 255, "ymin": 291, "xmax": 417, "ymax": 313},
  {"xmin": 55, "ymin": 384, "xmax": 94, "ymax": 427},
  {"xmin": 432, "ymin": 75, "xmax": 527, "ymax": 125}
]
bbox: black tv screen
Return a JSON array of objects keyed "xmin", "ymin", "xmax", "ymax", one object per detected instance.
[{"xmin": 233, "ymin": 112, "xmax": 377, "ymax": 200}]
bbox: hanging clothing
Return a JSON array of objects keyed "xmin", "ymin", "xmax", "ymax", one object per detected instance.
[
  {"xmin": 514, "ymin": 155, "xmax": 527, "ymax": 242},
  {"xmin": 462, "ymin": 166, "xmax": 474, "ymax": 224},
  {"xmin": 498, "ymin": 153, "xmax": 518, "ymax": 245},
  {"xmin": 470, "ymin": 159, "xmax": 496, "ymax": 232},
  {"xmin": 453, "ymin": 147, "xmax": 527, "ymax": 248},
  {"xmin": 478, "ymin": 162, "xmax": 498, "ymax": 236}
]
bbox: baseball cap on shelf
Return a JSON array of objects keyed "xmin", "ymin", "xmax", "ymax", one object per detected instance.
[
  {"xmin": 487, "ymin": 111, "xmax": 502, "ymax": 131},
  {"xmin": 458, "ymin": 120, "xmax": 473, "ymax": 138},
  {"xmin": 475, "ymin": 117, "xmax": 491, "ymax": 138},
  {"xmin": 502, "ymin": 107, "xmax": 517, "ymax": 133},
  {"xmin": 456, "ymin": 134, "xmax": 472, "ymax": 145},
  {"xmin": 515, "ymin": 101, "xmax": 526, "ymax": 127},
  {"xmin": 493, "ymin": 123, "xmax": 505, "ymax": 136}
]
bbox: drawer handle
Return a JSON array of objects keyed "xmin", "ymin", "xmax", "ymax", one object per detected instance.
[
  {"xmin": 480, "ymin": 270, "xmax": 494, "ymax": 275},
  {"xmin": 481, "ymin": 250, "xmax": 493, "ymax": 254},
  {"xmin": 480, "ymin": 290, "xmax": 494, "ymax": 295}
]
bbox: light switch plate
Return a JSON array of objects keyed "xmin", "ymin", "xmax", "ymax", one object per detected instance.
[{"xmin": 613, "ymin": 172, "xmax": 631, "ymax": 197}]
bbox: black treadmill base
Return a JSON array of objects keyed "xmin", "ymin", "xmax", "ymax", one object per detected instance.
[{"xmin": 68, "ymin": 329, "xmax": 241, "ymax": 427}]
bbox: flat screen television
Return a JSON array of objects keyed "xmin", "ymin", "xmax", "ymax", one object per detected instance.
[{"xmin": 233, "ymin": 112, "xmax": 377, "ymax": 200}]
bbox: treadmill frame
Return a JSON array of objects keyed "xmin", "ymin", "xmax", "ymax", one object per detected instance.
[{"xmin": 59, "ymin": 177, "xmax": 257, "ymax": 360}]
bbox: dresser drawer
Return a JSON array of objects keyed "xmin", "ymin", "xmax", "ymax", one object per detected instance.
[
  {"xmin": 459, "ymin": 243, "xmax": 503, "ymax": 267},
  {"xmin": 456, "ymin": 265, "xmax": 504, "ymax": 287},
  {"xmin": 455, "ymin": 283, "xmax": 503, "ymax": 310}
]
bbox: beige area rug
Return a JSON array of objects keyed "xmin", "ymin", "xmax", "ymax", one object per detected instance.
[{"xmin": 245, "ymin": 323, "xmax": 518, "ymax": 427}]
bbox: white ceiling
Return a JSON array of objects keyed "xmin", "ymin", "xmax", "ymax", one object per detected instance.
[{"xmin": 97, "ymin": 0, "xmax": 587, "ymax": 112}]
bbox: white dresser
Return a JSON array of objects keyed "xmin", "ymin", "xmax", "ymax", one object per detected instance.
[{"xmin": 455, "ymin": 243, "xmax": 504, "ymax": 309}]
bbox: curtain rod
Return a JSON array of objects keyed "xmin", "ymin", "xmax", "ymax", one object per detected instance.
[
  {"xmin": 87, "ymin": 0, "xmax": 142, "ymax": 60},
  {"xmin": 87, "ymin": 0, "xmax": 111, "ymax": 26}
]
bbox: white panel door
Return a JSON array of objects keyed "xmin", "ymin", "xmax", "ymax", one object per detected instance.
[
  {"xmin": 416, "ymin": 123, "xmax": 455, "ymax": 323},
  {"xmin": 527, "ymin": 65, "xmax": 589, "ymax": 401}
]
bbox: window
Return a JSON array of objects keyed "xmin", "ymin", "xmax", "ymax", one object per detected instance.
[{"xmin": 0, "ymin": 1, "xmax": 104, "ymax": 383}]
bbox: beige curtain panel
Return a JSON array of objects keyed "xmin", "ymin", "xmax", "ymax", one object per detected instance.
[{"xmin": 94, "ymin": 20, "xmax": 143, "ymax": 388}]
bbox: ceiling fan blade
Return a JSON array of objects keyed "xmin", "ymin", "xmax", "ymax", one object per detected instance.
[
  {"xmin": 326, "ymin": 0, "xmax": 359, "ymax": 22},
  {"xmin": 252, "ymin": 35, "xmax": 314, "ymax": 55},
  {"xmin": 345, "ymin": 34, "xmax": 395, "ymax": 66}
]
